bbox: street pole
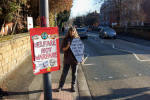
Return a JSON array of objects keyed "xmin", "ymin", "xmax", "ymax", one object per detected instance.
[
  {"xmin": 40, "ymin": 0, "xmax": 50, "ymax": 27},
  {"xmin": 39, "ymin": 0, "xmax": 52, "ymax": 100}
]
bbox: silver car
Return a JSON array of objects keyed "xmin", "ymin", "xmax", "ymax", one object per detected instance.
[
  {"xmin": 99, "ymin": 27, "xmax": 117, "ymax": 39},
  {"xmin": 77, "ymin": 28, "xmax": 88, "ymax": 39}
]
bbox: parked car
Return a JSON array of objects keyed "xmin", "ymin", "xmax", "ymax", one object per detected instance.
[
  {"xmin": 77, "ymin": 28, "xmax": 88, "ymax": 39},
  {"xmin": 99, "ymin": 27, "xmax": 117, "ymax": 39},
  {"xmin": 98, "ymin": 26, "xmax": 104, "ymax": 31}
]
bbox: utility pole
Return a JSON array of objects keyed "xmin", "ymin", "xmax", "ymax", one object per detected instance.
[{"xmin": 39, "ymin": 0, "xmax": 52, "ymax": 100}]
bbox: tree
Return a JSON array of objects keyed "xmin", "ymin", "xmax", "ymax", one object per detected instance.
[
  {"xmin": 100, "ymin": 0, "xmax": 145, "ymax": 26},
  {"xmin": 0, "ymin": 0, "xmax": 73, "ymax": 34},
  {"xmin": 57, "ymin": 10, "xmax": 70, "ymax": 29},
  {"xmin": 0, "ymin": 0, "xmax": 29, "ymax": 34},
  {"xmin": 30, "ymin": 0, "xmax": 73, "ymax": 27},
  {"xmin": 73, "ymin": 16, "xmax": 85, "ymax": 27},
  {"xmin": 0, "ymin": 1, "xmax": 19, "ymax": 23},
  {"xmin": 84, "ymin": 12, "xmax": 100, "ymax": 26},
  {"xmin": 50, "ymin": 0, "xmax": 73, "ymax": 13},
  {"xmin": 73, "ymin": 11, "xmax": 100, "ymax": 27}
]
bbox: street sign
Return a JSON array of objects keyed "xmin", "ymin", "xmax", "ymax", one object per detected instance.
[
  {"xmin": 27, "ymin": 17, "xmax": 33, "ymax": 31},
  {"xmin": 70, "ymin": 38, "xmax": 84, "ymax": 63},
  {"xmin": 30, "ymin": 27, "xmax": 60, "ymax": 75}
]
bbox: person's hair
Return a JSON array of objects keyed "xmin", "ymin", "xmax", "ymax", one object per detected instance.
[{"xmin": 65, "ymin": 26, "xmax": 79, "ymax": 39}]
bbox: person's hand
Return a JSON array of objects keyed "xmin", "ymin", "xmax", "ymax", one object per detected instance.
[
  {"xmin": 62, "ymin": 41, "xmax": 71, "ymax": 51},
  {"xmin": 67, "ymin": 42, "xmax": 71, "ymax": 48}
]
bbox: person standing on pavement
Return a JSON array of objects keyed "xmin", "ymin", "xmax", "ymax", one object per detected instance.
[{"xmin": 57, "ymin": 26, "xmax": 80, "ymax": 92}]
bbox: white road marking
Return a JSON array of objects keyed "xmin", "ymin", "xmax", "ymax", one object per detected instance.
[
  {"xmin": 100, "ymin": 39, "xmax": 150, "ymax": 62},
  {"xmin": 113, "ymin": 45, "xmax": 150, "ymax": 62},
  {"xmin": 94, "ymin": 77, "xmax": 99, "ymax": 80},
  {"xmin": 113, "ymin": 46, "xmax": 150, "ymax": 62},
  {"xmin": 108, "ymin": 76, "xmax": 113, "ymax": 79},
  {"xmin": 83, "ymin": 64, "xmax": 95, "ymax": 66},
  {"xmin": 133, "ymin": 53, "xmax": 141, "ymax": 61},
  {"xmin": 133, "ymin": 54, "xmax": 150, "ymax": 62},
  {"xmin": 123, "ymin": 75, "xmax": 127, "ymax": 78},
  {"xmin": 112, "ymin": 44, "xmax": 115, "ymax": 48},
  {"xmin": 137, "ymin": 73, "xmax": 142, "ymax": 76}
]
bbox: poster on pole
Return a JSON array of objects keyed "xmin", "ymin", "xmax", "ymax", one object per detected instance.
[
  {"xmin": 30, "ymin": 27, "xmax": 60, "ymax": 75},
  {"xmin": 27, "ymin": 17, "xmax": 33, "ymax": 31},
  {"xmin": 70, "ymin": 38, "xmax": 84, "ymax": 63}
]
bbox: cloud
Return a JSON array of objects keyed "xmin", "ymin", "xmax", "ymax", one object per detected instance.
[{"xmin": 70, "ymin": 0, "xmax": 101, "ymax": 18}]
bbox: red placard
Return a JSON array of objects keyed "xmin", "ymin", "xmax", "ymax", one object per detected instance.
[{"xmin": 30, "ymin": 27, "xmax": 60, "ymax": 75}]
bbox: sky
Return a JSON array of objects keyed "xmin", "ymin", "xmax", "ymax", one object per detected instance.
[{"xmin": 70, "ymin": 0, "xmax": 103, "ymax": 18}]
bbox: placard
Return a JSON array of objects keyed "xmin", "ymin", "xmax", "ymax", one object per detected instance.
[
  {"xmin": 70, "ymin": 38, "xmax": 84, "ymax": 63},
  {"xmin": 30, "ymin": 27, "xmax": 60, "ymax": 75}
]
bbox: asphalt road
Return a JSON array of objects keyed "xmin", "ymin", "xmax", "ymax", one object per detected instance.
[{"xmin": 80, "ymin": 32, "xmax": 150, "ymax": 100}]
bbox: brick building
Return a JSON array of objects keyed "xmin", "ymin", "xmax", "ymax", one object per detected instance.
[{"xmin": 100, "ymin": 0, "xmax": 150, "ymax": 26}]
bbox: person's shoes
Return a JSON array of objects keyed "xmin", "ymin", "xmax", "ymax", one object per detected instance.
[
  {"xmin": 56, "ymin": 87, "xmax": 62, "ymax": 92},
  {"xmin": 71, "ymin": 87, "xmax": 75, "ymax": 92}
]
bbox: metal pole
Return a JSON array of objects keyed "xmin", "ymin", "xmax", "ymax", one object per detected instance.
[
  {"xmin": 40, "ymin": 0, "xmax": 50, "ymax": 27},
  {"xmin": 39, "ymin": 0, "xmax": 52, "ymax": 100},
  {"xmin": 43, "ymin": 73, "xmax": 52, "ymax": 100}
]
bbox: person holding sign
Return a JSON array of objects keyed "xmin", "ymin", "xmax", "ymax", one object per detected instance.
[{"xmin": 57, "ymin": 27, "xmax": 80, "ymax": 92}]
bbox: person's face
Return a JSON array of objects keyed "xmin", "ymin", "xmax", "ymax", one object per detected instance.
[{"xmin": 70, "ymin": 29, "xmax": 76, "ymax": 37}]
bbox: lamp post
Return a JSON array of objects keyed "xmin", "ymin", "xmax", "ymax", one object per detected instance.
[{"xmin": 39, "ymin": 0, "xmax": 52, "ymax": 100}]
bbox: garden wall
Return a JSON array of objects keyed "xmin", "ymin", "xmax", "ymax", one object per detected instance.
[{"xmin": 0, "ymin": 34, "xmax": 31, "ymax": 78}]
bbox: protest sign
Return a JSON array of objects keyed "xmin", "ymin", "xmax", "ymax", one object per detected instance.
[
  {"xmin": 30, "ymin": 27, "xmax": 60, "ymax": 75},
  {"xmin": 70, "ymin": 38, "xmax": 84, "ymax": 63}
]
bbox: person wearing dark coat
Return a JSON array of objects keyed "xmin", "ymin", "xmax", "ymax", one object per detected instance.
[{"xmin": 57, "ymin": 26, "xmax": 80, "ymax": 92}]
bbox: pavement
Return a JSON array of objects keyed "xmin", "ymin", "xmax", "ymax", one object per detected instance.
[{"xmin": 0, "ymin": 33, "xmax": 91, "ymax": 100}]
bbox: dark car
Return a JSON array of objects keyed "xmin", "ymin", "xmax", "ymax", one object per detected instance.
[
  {"xmin": 77, "ymin": 28, "xmax": 88, "ymax": 39},
  {"xmin": 99, "ymin": 27, "xmax": 117, "ymax": 39}
]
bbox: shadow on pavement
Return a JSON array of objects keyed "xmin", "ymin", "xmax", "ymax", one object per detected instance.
[
  {"xmin": 78, "ymin": 87, "xmax": 150, "ymax": 100},
  {"xmin": 0, "ymin": 88, "xmax": 43, "ymax": 99},
  {"xmin": 118, "ymin": 34, "xmax": 150, "ymax": 47},
  {"xmin": 52, "ymin": 88, "xmax": 72, "ymax": 92}
]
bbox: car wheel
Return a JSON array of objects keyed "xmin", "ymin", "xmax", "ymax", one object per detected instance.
[
  {"xmin": 113, "ymin": 36, "xmax": 116, "ymax": 39},
  {"xmin": 101, "ymin": 35, "xmax": 105, "ymax": 39}
]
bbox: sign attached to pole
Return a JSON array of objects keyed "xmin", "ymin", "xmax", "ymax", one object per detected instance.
[
  {"xmin": 70, "ymin": 38, "xmax": 84, "ymax": 63},
  {"xmin": 27, "ymin": 17, "xmax": 33, "ymax": 31},
  {"xmin": 30, "ymin": 27, "xmax": 60, "ymax": 75}
]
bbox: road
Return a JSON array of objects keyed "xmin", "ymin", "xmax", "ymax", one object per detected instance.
[{"xmin": 80, "ymin": 32, "xmax": 150, "ymax": 100}]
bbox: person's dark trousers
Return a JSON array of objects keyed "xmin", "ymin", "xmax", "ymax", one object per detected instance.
[{"xmin": 59, "ymin": 64, "xmax": 78, "ymax": 88}]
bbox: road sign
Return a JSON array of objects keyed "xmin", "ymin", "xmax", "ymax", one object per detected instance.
[
  {"xmin": 27, "ymin": 17, "xmax": 33, "ymax": 31},
  {"xmin": 70, "ymin": 38, "xmax": 84, "ymax": 63},
  {"xmin": 30, "ymin": 27, "xmax": 60, "ymax": 75}
]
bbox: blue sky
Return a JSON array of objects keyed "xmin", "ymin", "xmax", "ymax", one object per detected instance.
[{"xmin": 70, "ymin": 0, "xmax": 102, "ymax": 18}]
